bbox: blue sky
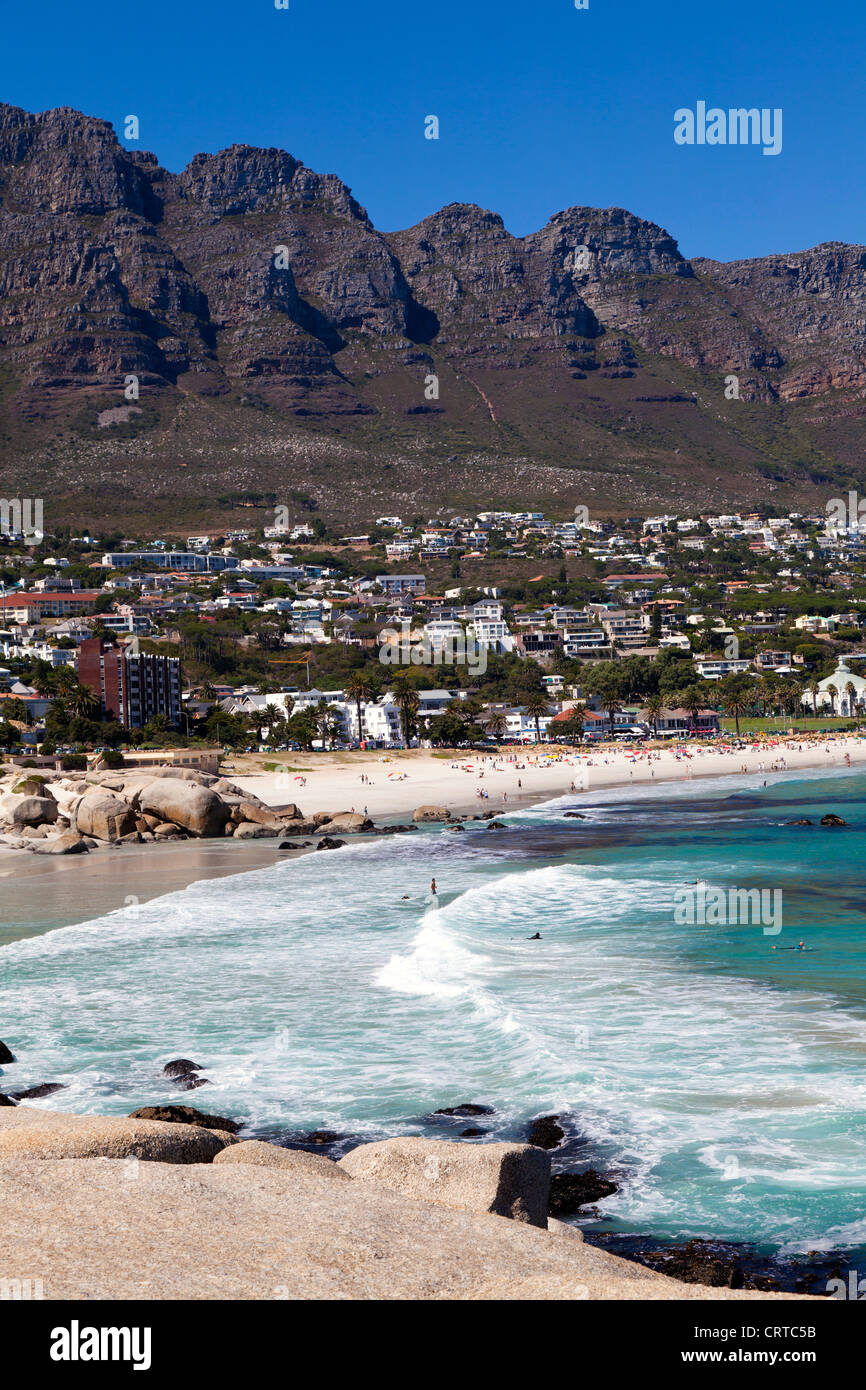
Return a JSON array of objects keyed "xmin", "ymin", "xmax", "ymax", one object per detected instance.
[{"xmin": 2, "ymin": 0, "xmax": 864, "ymax": 261}]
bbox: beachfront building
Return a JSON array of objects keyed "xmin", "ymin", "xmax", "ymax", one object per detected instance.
[
  {"xmin": 644, "ymin": 707, "xmax": 722, "ymax": 737},
  {"xmin": 78, "ymin": 637, "xmax": 181, "ymax": 729},
  {"xmin": 800, "ymin": 658, "xmax": 866, "ymax": 715}
]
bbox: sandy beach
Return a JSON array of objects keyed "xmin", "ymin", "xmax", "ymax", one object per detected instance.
[
  {"xmin": 228, "ymin": 734, "xmax": 866, "ymax": 820},
  {"xmin": 4, "ymin": 733, "xmax": 865, "ymax": 944}
]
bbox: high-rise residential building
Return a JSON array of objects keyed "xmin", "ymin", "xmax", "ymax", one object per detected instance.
[{"xmin": 78, "ymin": 638, "xmax": 181, "ymax": 729}]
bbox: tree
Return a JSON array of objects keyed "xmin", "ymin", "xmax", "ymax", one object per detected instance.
[
  {"xmin": 845, "ymin": 679, "xmax": 857, "ymax": 718},
  {"xmin": 53, "ymin": 665, "xmax": 79, "ymax": 695},
  {"xmin": 142, "ymin": 713, "xmax": 170, "ymax": 739},
  {"xmin": 68, "ymin": 683, "xmax": 100, "ymax": 720},
  {"xmin": 808, "ymin": 677, "xmax": 820, "ymax": 715},
  {"xmin": 285, "ymin": 710, "xmax": 317, "ymax": 750},
  {"xmin": 645, "ymin": 692, "xmax": 663, "ymax": 735},
  {"xmin": 722, "ymin": 686, "xmax": 750, "ymax": 738},
  {"xmin": 0, "ymin": 719, "xmax": 20, "ymax": 747},
  {"xmin": 264, "ymin": 702, "xmax": 287, "ymax": 746},
  {"xmin": 826, "ymin": 683, "xmax": 839, "ymax": 718},
  {"xmin": 344, "ymin": 672, "xmax": 376, "ymax": 746},
  {"xmin": 557, "ymin": 708, "xmax": 585, "ymax": 746},
  {"xmin": 3, "ymin": 698, "xmax": 29, "ymax": 724},
  {"xmin": 583, "ymin": 665, "xmax": 626, "ymax": 737},
  {"xmin": 389, "ymin": 675, "xmax": 421, "ymax": 747},
  {"xmin": 398, "ymin": 689, "xmax": 420, "ymax": 746},
  {"xmin": 314, "ymin": 698, "xmax": 341, "ymax": 750},
  {"xmin": 681, "ymin": 684, "xmax": 706, "ymax": 736},
  {"xmin": 27, "ymin": 660, "xmax": 59, "ymax": 696},
  {"xmin": 484, "ymin": 710, "xmax": 508, "ymax": 744},
  {"xmin": 522, "ymin": 690, "xmax": 551, "ymax": 744},
  {"xmin": 781, "ymin": 681, "xmax": 802, "ymax": 719}
]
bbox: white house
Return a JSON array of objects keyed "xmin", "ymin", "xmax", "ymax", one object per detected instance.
[{"xmin": 800, "ymin": 658, "xmax": 866, "ymax": 714}]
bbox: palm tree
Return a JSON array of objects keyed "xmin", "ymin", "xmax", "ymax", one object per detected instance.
[
  {"xmin": 344, "ymin": 672, "xmax": 376, "ymax": 747},
  {"xmin": 722, "ymin": 687, "xmax": 750, "ymax": 738},
  {"xmin": 756, "ymin": 678, "xmax": 779, "ymax": 724},
  {"xmin": 681, "ymin": 685, "xmax": 705, "ymax": 737},
  {"xmin": 808, "ymin": 677, "xmax": 820, "ymax": 716},
  {"xmin": 522, "ymin": 691, "xmax": 551, "ymax": 744},
  {"xmin": 263, "ymin": 701, "xmax": 288, "ymax": 746},
  {"xmin": 484, "ymin": 710, "xmax": 508, "ymax": 745},
  {"xmin": 389, "ymin": 675, "xmax": 420, "ymax": 747},
  {"xmin": 826, "ymin": 683, "xmax": 839, "ymax": 718},
  {"xmin": 584, "ymin": 669, "xmax": 624, "ymax": 739},
  {"xmin": 29, "ymin": 660, "xmax": 60, "ymax": 696},
  {"xmin": 645, "ymin": 692, "xmax": 663, "ymax": 736},
  {"xmin": 780, "ymin": 681, "xmax": 801, "ymax": 722},
  {"xmin": 53, "ymin": 665, "xmax": 79, "ymax": 695},
  {"xmin": 845, "ymin": 679, "xmax": 857, "ymax": 719},
  {"xmin": 68, "ymin": 683, "xmax": 100, "ymax": 719},
  {"xmin": 398, "ymin": 689, "xmax": 420, "ymax": 747}
]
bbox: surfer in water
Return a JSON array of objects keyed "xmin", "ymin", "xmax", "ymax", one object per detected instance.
[
  {"xmin": 430, "ymin": 878, "xmax": 437, "ymax": 896},
  {"xmin": 528, "ymin": 932, "xmax": 542, "ymax": 940}
]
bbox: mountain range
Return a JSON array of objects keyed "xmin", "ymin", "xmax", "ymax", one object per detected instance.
[{"xmin": 1, "ymin": 101, "xmax": 865, "ymax": 531}]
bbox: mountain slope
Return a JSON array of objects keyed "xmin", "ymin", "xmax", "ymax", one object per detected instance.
[{"xmin": 1, "ymin": 101, "xmax": 865, "ymax": 530}]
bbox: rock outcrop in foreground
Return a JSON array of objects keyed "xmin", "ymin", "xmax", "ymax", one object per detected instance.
[
  {"xmin": 0, "ymin": 764, "xmax": 375, "ymax": 854},
  {"xmin": 0, "ymin": 1156, "xmax": 811, "ymax": 1302},
  {"xmin": 0, "ymin": 1106, "xmax": 234, "ymax": 1163},
  {"xmin": 0, "ymin": 1110, "xmax": 811, "ymax": 1299},
  {"xmin": 338, "ymin": 1136, "xmax": 550, "ymax": 1227}
]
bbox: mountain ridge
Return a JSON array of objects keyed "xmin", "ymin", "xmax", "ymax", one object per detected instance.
[{"xmin": 1, "ymin": 101, "xmax": 865, "ymax": 530}]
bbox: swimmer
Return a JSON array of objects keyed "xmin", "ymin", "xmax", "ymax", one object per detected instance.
[{"xmin": 430, "ymin": 878, "xmax": 437, "ymax": 896}]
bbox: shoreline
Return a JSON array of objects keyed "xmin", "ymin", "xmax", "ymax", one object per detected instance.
[
  {"xmin": 4, "ymin": 737, "xmax": 865, "ymax": 944},
  {"xmin": 228, "ymin": 734, "xmax": 866, "ymax": 823},
  {"xmin": 0, "ymin": 839, "xmax": 313, "ymax": 947}
]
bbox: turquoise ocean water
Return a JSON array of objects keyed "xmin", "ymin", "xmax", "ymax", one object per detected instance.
[{"xmin": 2, "ymin": 766, "xmax": 866, "ymax": 1271}]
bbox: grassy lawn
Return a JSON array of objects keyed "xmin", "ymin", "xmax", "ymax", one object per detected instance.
[{"xmin": 720, "ymin": 717, "xmax": 860, "ymax": 734}]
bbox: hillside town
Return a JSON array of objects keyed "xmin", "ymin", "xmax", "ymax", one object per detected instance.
[{"xmin": 2, "ymin": 500, "xmax": 866, "ymax": 758}]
